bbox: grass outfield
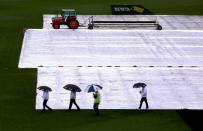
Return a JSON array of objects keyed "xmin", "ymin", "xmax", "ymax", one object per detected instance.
[{"xmin": 0, "ymin": 0, "xmax": 203, "ymax": 130}]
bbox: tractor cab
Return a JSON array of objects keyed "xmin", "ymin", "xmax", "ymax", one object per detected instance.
[
  {"xmin": 61, "ymin": 9, "xmax": 77, "ymax": 22},
  {"xmin": 52, "ymin": 9, "xmax": 79, "ymax": 29},
  {"xmin": 61, "ymin": 9, "xmax": 76, "ymax": 17}
]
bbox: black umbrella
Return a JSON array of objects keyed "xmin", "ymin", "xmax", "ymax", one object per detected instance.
[
  {"xmin": 63, "ymin": 84, "xmax": 81, "ymax": 92},
  {"xmin": 38, "ymin": 86, "xmax": 52, "ymax": 92},
  {"xmin": 133, "ymin": 82, "xmax": 147, "ymax": 88}
]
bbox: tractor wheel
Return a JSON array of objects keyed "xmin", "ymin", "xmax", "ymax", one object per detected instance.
[
  {"xmin": 157, "ymin": 25, "xmax": 162, "ymax": 30},
  {"xmin": 53, "ymin": 24, "xmax": 60, "ymax": 29},
  {"xmin": 68, "ymin": 19, "xmax": 79, "ymax": 29},
  {"xmin": 88, "ymin": 24, "xmax": 93, "ymax": 29}
]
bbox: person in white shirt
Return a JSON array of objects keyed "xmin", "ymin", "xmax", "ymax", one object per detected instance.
[
  {"xmin": 138, "ymin": 87, "xmax": 149, "ymax": 109},
  {"xmin": 43, "ymin": 90, "xmax": 52, "ymax": 112},
  {"xmin": 68, "ymin": 91, "xmax": 80, "ymax": 111}
]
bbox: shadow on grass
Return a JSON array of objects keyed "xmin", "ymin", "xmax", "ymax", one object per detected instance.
[{"xmin": 177, "ymin": 109, "xmax": 203, "ymax": 131}]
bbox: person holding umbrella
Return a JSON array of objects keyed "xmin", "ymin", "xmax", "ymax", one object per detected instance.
[
  {"xmin": 85, "ymin": 84, "xmax": 103, "ymax": 116},
  {"xmin": 63, "ymin": 84, "xmax": 81, "ymax": 111},
  {"xmin": 38, "ymin": 86, "xmax": 53, "ymax": 112},
  {"xmin": 43, "ymin": 89, "xmax": 52, "ymax": 112},
  {"xmin": 133, "ymin": 83, "xmax": 149, "ymax": 110},
  {"xmin": 68, "ymin": 90, "xmax": 80, "ymax": 111},
  {"xmin": 93, "ymin": 89, "xmax": 101, "ymax": 116}
]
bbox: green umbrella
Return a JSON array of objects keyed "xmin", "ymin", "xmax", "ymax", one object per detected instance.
[{"xmin": 85, "ymin": 84, "xmax": 103, "ymax": 93}]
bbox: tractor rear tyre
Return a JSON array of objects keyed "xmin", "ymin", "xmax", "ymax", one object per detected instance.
[
  {"xmin": 53, "ymin": 24, "xmax": 60, "ymax": 29},
  {"xmin": 68, "ymin": 19, "xmax": 79, "ymax": 29},
  {"xmin": 88, "ymin": 24, "xmax": 93, "ymax": 29},
  {"xmin": 157, "ymin": 25, "xmax": 162, "ymax": 30}
]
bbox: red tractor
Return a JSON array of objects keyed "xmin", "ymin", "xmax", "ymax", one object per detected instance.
[{"xmin": 52, "ymin": 9, "xmax": 79, "ymax": 29}]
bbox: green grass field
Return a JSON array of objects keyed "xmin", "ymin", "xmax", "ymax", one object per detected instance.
[{"xmin": 0, "ymin": 0, "xmax": 203, "ymax": 130}]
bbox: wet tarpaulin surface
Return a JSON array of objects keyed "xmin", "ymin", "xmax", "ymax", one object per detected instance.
[
  {"xmin": 36, "ymin": 67, "xmax": 203, "ymax": 109},
  {"xmin": 19, "ymin": 29, "xmax": 203, "ymax": 68},
  {"xmin": 44, "ymin": 15, "xmax": 203, "ymax": 30},
  {"xmin": 18, "ymin": 15, "xmax": 203, "ymax": 109}
]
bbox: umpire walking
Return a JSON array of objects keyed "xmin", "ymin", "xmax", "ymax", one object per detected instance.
[
  {"xmin": 139, "ymin": 86, "xmax": 149, "ymax": 110},
  {"xmin": 43, "ymin": 90, "xmax": 52, "ymax": 112},
  {"xmin": 68, "ymin": 91, "xmax": 80, "ymax": 111}
]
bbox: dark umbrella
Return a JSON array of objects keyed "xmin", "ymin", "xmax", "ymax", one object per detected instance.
[
  {"xmin": 133, "ymin": 82, "xmax": 147, "ymax": 88},
  {"xmin": 63, "ymin": 84, "xmax": 81, "ymax": 92},
  {"xmin": 38, "ymin": 86, "xmax": 52, "ymax": 92}
]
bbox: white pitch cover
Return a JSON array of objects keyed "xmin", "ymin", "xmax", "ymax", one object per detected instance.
[
  {"xmin": 36, "ymin": 67, "xmax": 203, "ymax": 109},
  {"xmin": 18, "ymin": 15, "xmax": 203, "ymax": 109},
  {"xmin": 19, "ymin": 29, "xmax": 203, "ymax": 68}
]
